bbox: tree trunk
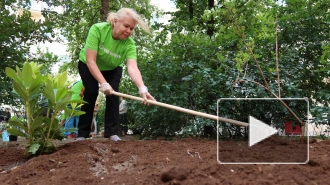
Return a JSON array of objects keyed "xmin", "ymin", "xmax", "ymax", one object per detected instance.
[
  {"xmin": 202, "ymin": 124, "xmax": 216, "ymax": 138},
  {"xmin": 189, "ymin": 0, "xmax": 193, "ymax": 19},
  {"xmin": 206, "ymin": 0, "xmax": 215, "ymax": 37},
  {"xmin": 100, "ymin": 0, "xmax": 109, "ymax": 22}
]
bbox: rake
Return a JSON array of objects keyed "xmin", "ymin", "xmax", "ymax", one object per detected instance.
[{"xmin": 112, "ymin": 91, "xmax": 249, "ymax": 127}]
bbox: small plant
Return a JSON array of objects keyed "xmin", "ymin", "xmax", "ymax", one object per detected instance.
[
  {"xmin": 318, "ymin": 134, "xmax": 328, "ymax": 140},
  {"xmin": 5, "ymin": 62, "xmax": 85, "ymax": 155}
]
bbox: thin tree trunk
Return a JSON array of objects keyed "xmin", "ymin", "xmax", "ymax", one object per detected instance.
[
  {"xmin": 100, "ymin": 0, "xmax": 109, "ymax": 22},
  {"xmin": 189, "ymin": 0, "xmax": 193, "ymax": 19},
  {"xmin": 276, "ymin": 16, "xmax": 281, "ymax": 98},
  {"xmin": 203, "ymin": 0, "xmax": 216, "ymax": 135},
  {"xmin": 207, "ymin": 0, "xmax": 215, "ymax": 37}
]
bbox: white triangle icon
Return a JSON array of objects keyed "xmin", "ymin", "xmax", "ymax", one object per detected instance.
[{"xmin": 249, "ymin": 116, "xmax": 278, "ymax": 147}]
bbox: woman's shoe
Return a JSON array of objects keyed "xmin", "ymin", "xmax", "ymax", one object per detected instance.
[{"xmin": 109, "ymin": 135, "xmax": 121, "ymax": 141}]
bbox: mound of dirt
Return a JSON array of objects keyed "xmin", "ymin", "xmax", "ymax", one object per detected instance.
[{"xmin": 0, "ymin": 136, "xmax": 329, "ymax": 185}]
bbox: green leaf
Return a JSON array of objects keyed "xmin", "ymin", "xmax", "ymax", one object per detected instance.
[
  {"xmin": 28, "ymin": 144, "xmax": 41, "ymax": 155},
  {"xmin": 182, "ymin": 75, "xmax": 193, "ymax": 81},
  {"xmin": 8, "ymin": 120, "xmax": 25, "ymax": 128},
  {"xmin": 42, "ymin": 117, "xmax": 51, "ymax": 127},
  {"xmin": 59, "ymin": 97, "xmax": 74, "ymax": 107},
  {"xmin": 6, "ymin": 128, "xmax": 27, "ymax": 137},
  {"xmin": 16, "ymin": 66, "xmax": 22, "ymax": 77},
  {"xmin": 31, "ymin": 116, "xmax": 44, "ymax": 131},
  {"xmin": 56, "ymin": 87, "xmax": 68, "ymax": 103},
  {"xmin": 54, "ymin": 103, "xmax": 68, "ymax": 113},
  {"xmin": 72, "ymin": 110, "xmax": 86, "ymax": 117},
  {"xmin": 29, "ymin": 75, "xmax": 43, "ymax": 96},
  {"xmin": 43, "ymin": 146, "xmax": 57, "ymax": 154},
  {"xmin": 13, "ymin": 81, "xmax": 28, "ymax": 101},
  {"xmin": 51, "ymin": 119, "xmax": 59, "ymax": 130},
  {"xmin": 22, "ymin": 62, "xmax": 33, "ymax": 87},
  {"xmin": 5, "ymin": 67, "xmax": 21, "ymax": 83},
  {"xmin": 43, "ymin": 79, "xmax": 55, "ymax": 105},
  {"xmin": 43, "ymin": 90, "xmax": 55, "ymax": 106},
  {"xmin": 34, "ymin": 107, "xmax": 47, "ymax": 117},
  {"xmin": 29, "ymin": 84, "xmax": 42, "ymax": 99},
  {"xmin": 55, "ymin": 72, "xmax": 67, "ymax": 88},
  {"xmin": 67, "ymin": 98, "xmax": 85, "ymax": 105}
]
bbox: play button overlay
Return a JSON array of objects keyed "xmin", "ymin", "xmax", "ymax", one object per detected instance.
[
  {"xmin": 249, "ymin": 116, "xmax": 278, "ymax": 147},
  {"xmin": 217, "ymin": 98, "xmax": 309, "ymax": 164}
]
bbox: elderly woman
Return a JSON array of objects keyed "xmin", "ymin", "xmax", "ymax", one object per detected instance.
[{"xmin": 77, "ymin": 8, "xmax": 155, "ymax": 141}]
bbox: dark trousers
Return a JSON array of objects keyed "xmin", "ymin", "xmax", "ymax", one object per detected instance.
[
  {"xmin": 78, "ymin": 61, "xmax": 122, "ymax": 138},
  {"xmin": 9, "ymin": 135, "xmax": 17, "ymax": 141}
]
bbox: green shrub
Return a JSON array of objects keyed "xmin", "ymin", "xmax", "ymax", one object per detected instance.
[{"xmin": 5, "ymin": 62, "xmax": 85, "ymax": 155}]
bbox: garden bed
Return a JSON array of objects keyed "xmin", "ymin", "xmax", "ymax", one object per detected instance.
[{"xmin": 0, "ymin": 136, "xmax": 329, "ymax": 185}]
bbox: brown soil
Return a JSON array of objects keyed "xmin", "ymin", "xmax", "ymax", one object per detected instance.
[{"xmin": 0, "ymin": 136, "xmax": 329, "ymax": 185}]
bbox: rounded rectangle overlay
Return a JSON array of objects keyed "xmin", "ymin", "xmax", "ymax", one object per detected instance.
[{"xmin": 217, "ymin": 98, "xmax": 309, "ymax": 164}]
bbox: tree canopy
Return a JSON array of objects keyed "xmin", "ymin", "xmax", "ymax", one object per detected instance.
[
  {"xmin": 2, "ymin": 0, "xmax": 329, "ymax": 138},
  {"xmin": 1, "ymin": 0, "xmax": 60, "ymax": 105},
  {"xmin": 130, "ymin": 0, "xmax": 330, "ymax": 137}
]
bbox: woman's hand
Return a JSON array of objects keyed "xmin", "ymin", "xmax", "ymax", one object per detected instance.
[
  {"xmin": 139, "ymin": 86, "xmax": 156, "ymax": 104},
  {"xmin": 100, "ymin": 83, "xmax": 114, "ymax": 96}
]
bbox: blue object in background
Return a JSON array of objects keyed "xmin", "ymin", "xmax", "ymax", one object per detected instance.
[{"xmin": 2, "ymin": 130, "xmax": 10, "ymax": 142}]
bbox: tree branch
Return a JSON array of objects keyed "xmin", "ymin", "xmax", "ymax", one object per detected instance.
[
  {"xmin": 232, "ymin": 79, "xmax": 304, "ymax": 126},
  {"xmin": 227, "ymin": 8, "xmax": 306, "ymax": 139},
  {"xmin": 276, "ymin": 16, "xmax": 281, "ymax": 98},
  {"xmin": 228, "ymin": 8, "xmax": 269, "ymax": 89}
]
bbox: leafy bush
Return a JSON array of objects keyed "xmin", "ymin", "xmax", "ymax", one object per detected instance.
[{"xmin": 5, "ymin": 62, "xmax": 85, "ymax": 155}]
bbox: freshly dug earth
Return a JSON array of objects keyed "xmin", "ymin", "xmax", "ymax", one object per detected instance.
[{"xmin": 0, "ymin": 136, "xmax": 329, "ymax": 185}]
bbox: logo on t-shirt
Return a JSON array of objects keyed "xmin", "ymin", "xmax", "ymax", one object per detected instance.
[{"xmin": 99, "ymin": 45, "xmax": 121, "ymax": 59}]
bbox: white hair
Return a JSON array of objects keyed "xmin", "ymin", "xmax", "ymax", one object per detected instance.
[{"xmin": 107, "ymin": 8, "xmax": 150, "ymax": 34}]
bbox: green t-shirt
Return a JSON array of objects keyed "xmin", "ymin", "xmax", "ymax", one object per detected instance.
[
  {"xmin": 71, "ymin": 80, "xmax": 83, "ymax": 101},
  {"xmin": 79, "ymin": 22, "xmax": 137, "ymax": 71}
]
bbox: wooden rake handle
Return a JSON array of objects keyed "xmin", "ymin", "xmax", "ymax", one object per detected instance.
[{"xmin": 112, "ymin": 91, "xmax": 248, "ymax": 127}]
